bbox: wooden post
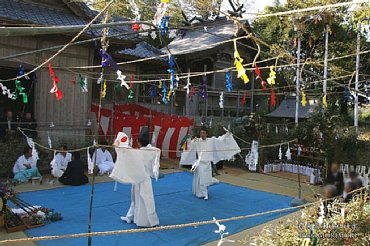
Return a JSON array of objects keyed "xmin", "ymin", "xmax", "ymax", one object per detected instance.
[
  {"xmin": 354, "ymin": 22, "xmax": 361, "ymax": 133},
  {"xmin": 295, "ymin": 35, "xmax": 301, "ymax": 125}
]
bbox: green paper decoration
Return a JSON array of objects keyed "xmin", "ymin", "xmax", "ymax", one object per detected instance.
[{"xmin": 14, "ymin": 79, "xmax": 28, "ymax": 103}]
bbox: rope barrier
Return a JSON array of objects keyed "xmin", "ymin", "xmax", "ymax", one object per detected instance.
[{"xmin": 1, "ymin": 184, "xmax": 368, "ymax": 245}]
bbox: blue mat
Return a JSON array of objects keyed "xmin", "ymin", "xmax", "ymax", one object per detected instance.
[{"xmin": 16, "ymin": 172, "xmax": 294, "ymax": 246}]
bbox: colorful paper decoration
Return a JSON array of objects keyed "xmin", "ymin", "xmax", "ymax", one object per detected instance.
[
  {"xmin": 162, "ymin": 82, "xmax": 168, "ymax": 104},
  {"xmin": 323, "ymin": 94, "xmax": 328, "ymax": 108},
  {"xmin": 48, "ymin": 63, "xmax": 63, "ymax": 100},
  {"xmin": 234, "ymin": 40, "xmax": 249, "ymax": 84},
  {"xmin": 13, "ymin": 79, "xmax": 28, "ymax": 103},
  {"xmin": 150, "ymin": 31, "xmax": 157, "ymax": 40},
  {"xmin": 19, "ymin": 64, "xmax": 30, "ymax": 80},
  {"xmin": 267, "ymin": 66, "xmax": 276, "ymax": 85},
  {"xmin": 77, "ymin": 74, "xmax": 88, "ymax": 93},
  {"xmin": 226, "ymin": 71, "xmax": 233, "ymax": 92},
  {"xmin": 161, "ymin": 0, "xmax": 169, "ymax": 2},
  {"xmin": 169, "ymin": 29, "xmax": 177, "ymax": 39},
  {"xmin": 285, "ymin": 143, "xmax": 291, "ymax": 160},
  {"xmin": 116, "ymin": 70, "xmax": 129, "ymax": 89},
  {"xmin": 201, "ymin": 75, "xmax": 208, "ymax": 99},
  {"xmin": 270, "ymin": 90, "xmax": 276, "ymax": 107},
  {"xmin": 158, "ymin": 80, "xmax": 163, "ymax": 88},
  {"xmin": 301, "ymin": 90, "xmax": 307, "ymax": 107},
  {"xmin": 101, "ymin": 80, "xmax": 107, "ymax": 98},
  {"xmin": 278, "ymin": 145, "xmax": 282, "ymax": 160},
  {"xmin": 149, "ymin": 86, "xmax": 157, "ymax": 97},
  {"xmin": 167, "ymin": 83, "xmax": 173, "ymax": 102},
  {"xmin": 241, "ymin": 92, "xmax": 246, "ymax": 106},
  {"xmin": 97, "ymin": 72, "xmax": 103, "ymax": 85},
  {"xmin": 168, "ymin": 55, "xmax": 177, "ymax": 88},
  {"xmin": 184, "ymin": 72, "xmax": 191, "ymax": 95},
  {"xmin": 128, "ymin": 89, "xmax": 134, "ymax": 101},
  {"xmin": 159, "ymin": 16, "xmax": 170, "ymax": 36},
  {"xmin": 98, "ymin": 49, "xmax": 119, "ymax": 71},
  {"xmin": 219, "ymin": 92, "xmax": 224, "ymax": 108},
  {"xmin": 261, "ymin": 80, "xmax": 267, "ymax": 90}
]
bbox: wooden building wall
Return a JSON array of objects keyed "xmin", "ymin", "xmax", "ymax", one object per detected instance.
[{"xmin": 0, "ymin": 36, "xmax": 94, "ymax": 144}]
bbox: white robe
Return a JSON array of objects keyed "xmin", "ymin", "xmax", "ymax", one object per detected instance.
[
  {"xmin": 180, "ymin": 132, "xmax": 241, "ymax": 198},
  {"xmin": 51, "ymin": 153, "xmax": 72, "ymax": 178},
  {"xmin": 110, "ymin": 145, "xmax": 160, "ymax": 227},
  {"xmin": 93, "ymin": 149, "xmax": 114, "ymax": 175},
  {"xmin": 13, "ymin": 155, "xmax": 37, "ymax": 174}
]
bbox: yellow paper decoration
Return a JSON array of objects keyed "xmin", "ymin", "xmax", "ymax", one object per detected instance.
[
  {"xmin": 159, "ymin": 80, "xmax": 163, "ymax": 88},
  {"xmin": 323, "ymin": 94, "xmax": 328, "ymax": 108},
  {"xmin": 161, "ymin": 0, "xmax": 169, "ymax": 2},
  {"xmin": 267, "ymin": 66, "xmax": 276, "ymax": 85},
  {"xmin": 301, "ymin": 90, "xmax": 307, "ymax": 107},
  {"xmin": 167, "ymin": 86, "xmax": 173, "ymax": 101},
  {"xmin": 301, "ymin": 238, "xmax": 311, "ymax": 246},
  {"xmin": 101, "ymin": 80, "xmax": 107, "ymax": 98},
  {"xmin": 234, "ymin": 42, "xmax": 249, "ymax": 84}
]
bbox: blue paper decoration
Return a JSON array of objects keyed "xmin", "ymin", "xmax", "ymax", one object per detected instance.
[{"xmin": 226, "ymin": 71, "xmax": 233, "ymax": 92}]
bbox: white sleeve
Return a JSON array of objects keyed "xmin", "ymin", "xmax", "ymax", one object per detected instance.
[
  {"xmin": 106, "ymin": 151, "xmax": 113, "ymax": 163},
  {"xmin": 13, "ymin": 156, "xmax": 22, "ymax": 174},
  {"xmin": 180, "ymin": 140, "xmax": 197, "ymax": 166}
]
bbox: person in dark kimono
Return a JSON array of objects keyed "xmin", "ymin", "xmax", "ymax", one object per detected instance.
[
  {"xmin": 325, "ymin": 162, "xmax": 344, "ymax": 196},
  {"xmin": 59, "ymin": 151, "xmax": 88, "ymax": 186}
]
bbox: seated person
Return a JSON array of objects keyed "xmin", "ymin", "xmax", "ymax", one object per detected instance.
[
  {"xmin": 322, "ymin": 184, "xmax": 337, "ymax": 217},
  {"xmin": 325, "ymin": 163, "xmax": 344, "ymax": 196},
  {"xmin": 92, "ymin": 141, "xmax": 114, "ymax": 175},
  {"xmin": 51, "ymin": 144, "xmax": 72, "ymax": 178},
  {"xmin": 349, "ymin": 171, "xmax": 364, "ymax": 186},
  {"xmin": 13, "ymin": 147, "xmax": 42, "ymax": 183},
  {"xmin": 59, "ymin": 151, "xmax": 88, "ymax": 186}
]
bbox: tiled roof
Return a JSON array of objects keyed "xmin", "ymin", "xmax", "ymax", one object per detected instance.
[
  {"xmin": 163, "ymin": 19, "xmax": 237, "ymax": 55},
  {"xmin": 0, "ymin": 0, "xmax": 137, "ymax": 41},
  {"xmin": 118, "ymin": 41, "xmax": 165, "ymax": 61},
  {"xmin": 266, "ymin": 96, "xmax": 317, "ymax": 119}
]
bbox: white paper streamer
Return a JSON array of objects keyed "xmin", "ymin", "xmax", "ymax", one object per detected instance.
[
  {"xmin": 116, "ymin": 70, "xmax": 129, "ymax": 89},
  {"xmin": 219, "ymin": 92, "xmax": 224, "ymax": 108}
]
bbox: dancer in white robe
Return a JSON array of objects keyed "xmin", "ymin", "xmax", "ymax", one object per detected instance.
[
  {"xmin": 92, "ymin": 140, "xmax": 114, "ymax": 175},
  {"xmin": 110, "ymin": 128, "xmax": 160, "ymax": 227},
  {"xmin": 180, "ymin": 127, "xmax": 241, "ymax": 200},
  {"xmin": 51, "ymin": 145, "xmax": 72, "ymax": 178}
]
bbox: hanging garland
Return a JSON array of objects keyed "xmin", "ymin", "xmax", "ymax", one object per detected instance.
[
  {"xmin": 162, "ymin": 82, "xmax": 168, "ymax": 104},
  {"xmin": 226, "ymin": 71, "xmax": 233, "ymax": 92},
  {"xmin": 77, "ymin": 74, "xmax": 88, "ymax": 93},
  {"xmin": 14, "ymin": 79, "xmax": 28, "ymax": 103},
  {"xmin": 301, "ymin": 90, "xmax": 307, "ymax": 107},
  {"xmin": 233, "ymin": 40, "xmax": 249, "ymax": 84}
]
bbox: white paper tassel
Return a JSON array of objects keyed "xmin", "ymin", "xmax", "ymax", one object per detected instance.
[
  {"xmin": 116, "ymin": 70, "xmax": 129, "ymax": 89},
  {"xmin": 184, "ymin": 72, "xmax": 191, "ymax": 95},
  {"xmin": 47, "ymin": 133, "xmax": 52, "ymax": 148},
  {"xmin": 87, "ymin": 147, "xmax": 94, "ymax": 174},
  {"xmin": 285, "ymin": 143, "xmax": 291, "ymax": 160},
  {"xmin": 275, "ymin": 125, "xmax": 278, "ymax": 134},
  {"xmin": 219, "ymin": 92, "xmax": 224, "ymax": 108},
  {"xmin": 278, "ymin": 144, "xmax": 282, "ymax": 160}
]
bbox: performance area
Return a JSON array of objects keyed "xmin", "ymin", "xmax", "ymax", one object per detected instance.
[{"xmin": 6, "ymin": 171, "xmax": 296, "ymax": 246}]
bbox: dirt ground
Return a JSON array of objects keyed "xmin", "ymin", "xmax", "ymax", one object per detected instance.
[{"xmin": 0, "ymin": 159, "xmax": 323, "ymax": 246}]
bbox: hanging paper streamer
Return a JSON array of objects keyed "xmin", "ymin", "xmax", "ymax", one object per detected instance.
[
  {"xmin": 98, "ymin": 49, "xmax": 119, "ymax": 71},
  {"xmin": 226, "ymin": 71, "xmax": 233, "ymax": 92},
  {"xmin": 278, "ymin": 145, "xmax": 282, "ymax": 160},
  {"xmin": 158, "ymin": 80, "xmax": 163, "ymax": 89},
  {"xmin": 270, "ymin": 90, "xmax": 276, "ymax": 107},
  {"xmin": 149, "ymin": 86, "xmax": 157, "ymax": 97},
  {"xmin": 150, "ymin": 31, "xmax": 157, "ymax": 40},
  {"xmin": 116, "ymin": 70, "xmax": 129, "ymax": 89},
  {"xmin": 285, "ymin": 143, "xmax": 292, "ymax": 160},
  {"xmin": 323, "ymin": 94, "xmax": 328, "ymax": 108},
  {"xmin": 234, "ymin": 40, "xmax": 249, "ymax": 83},
  {"xmin": 78, "ymin": 74, "xmax": 88, "ymax": 93},
  {"xmin": 128, "ymin": 89, "xmax": 134, "ymax": 101},
  {"xmin": 261, "ymin": 80, "xmax": 267, "ymax": 90},
  {"xmin": 14, "ymin": 79, "xmax": 28, "ymax": 103},
  {"xmin": 19, "ymin": 64, "xmax": 30, "ymax": 80},
  {"xmin": 129, "ymin": 0, "xmax": 141, "ymax": 31},
  {"xmin": 101, "ymin": 80, "xmax": 107, "ymax": 98},
  {"xmin": 201, "ymin": 75, "xmax": 208, "ymax": 99},
  {"xmin": 70, "ymin": 74, "xmax": 76, "ymax": 85},
  {"xmin": 184, "ymin": 72, "xmax": 191, "ymax": 95},
  {"xmin": 275, "ymin": 125, "xmax": 278, "ymax": 134},
  {"xmin": 267, "ymin": 66, "xmax": 276, "ymax": 85},
  {"xmin": 162, "ymin": 82, "xmax": 168, "ymax": 104},
  {"xmin": 48, "ymin": 63, "xmax": 63, "ymax": 100},
  {"xmin": 153, "ymin": 2, "xmax": 168, "ymax": 27},
  {"xmin": 0, "ymin": 83, "xmax": 13, "ymax": 99},
  {"xmin": 301, "ymin": 90, "xmax": 307, "ymax": 107},
  {"xmin": 161, "ymin": 0, "xmax": 169, "ymax": 2},
  {"xmin": 219, "ymin": 92, "xmax": 224, "ymax": 108},
  {"xmin": 241, "ymin": 92, "xmax": 246, "ymax": 106},
  {"xmin": 169, "ymin": 29, "xmax": 177, "ymax": 39},
  {"xmin": 47, "ymin": 133, "xmax": 52, "ymax": 148},
  {"xmin": 159, "ymin": 16, "xmax": 170, "ymax": 36},
  {"xmin": 167, "ymin": 83, "xmax": 173, "ymax": 102},
  {"xmin": 168, "ymin": 55, "xmax": 177, "ymax": 88},
  {"xmin": 97, "ymin": 72, "xmax": 103, "ymax": 85}
]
